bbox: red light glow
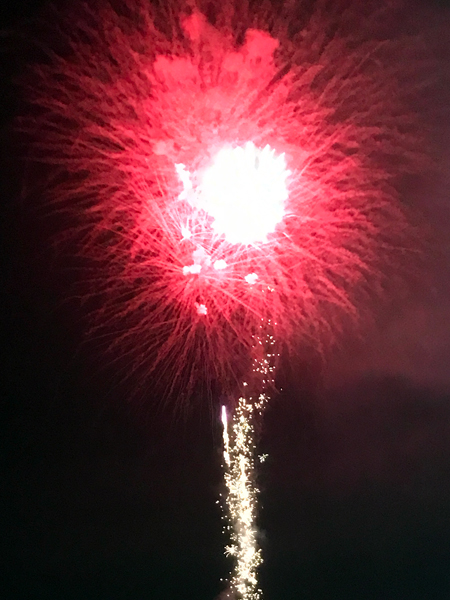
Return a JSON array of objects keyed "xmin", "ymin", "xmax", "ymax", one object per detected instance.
[{"xmin": 20, "ymin": 1, "xmax": 426, "ymax": 397}]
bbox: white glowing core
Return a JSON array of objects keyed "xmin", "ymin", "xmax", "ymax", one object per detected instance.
[
  {"xmin": 177, "ymin": 143, "xmax": 290, "ymax": 245},
  {"xmin": 245, "ymin": 273, "xmax": 259, "ymax": 285}
]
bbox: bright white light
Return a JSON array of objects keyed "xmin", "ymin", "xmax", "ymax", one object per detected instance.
[
  {"xmin": 183, "ymin": 263, "xmax": 202, "ymax": 276},
  {"xmin": 176, "ymin": 143, "xmax": 290, "ymax": 245},
  {"xmin": 181, "ymin": 226, "xmax": 192, "ymax": 241},
  {"xmin": 214, "ymin": 259, "xmax": 227, "ymax": 271},
  {"xmin": 245, "ymin": 273, "xmax": 259, "ymax": 285},
  {"xmin": 195, "ymin": 302, "xmax": 207, "ymax": 315}
]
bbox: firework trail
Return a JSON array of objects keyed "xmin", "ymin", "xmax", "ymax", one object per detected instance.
[
  {"xmin": 221, "ymin": 400, "xmax": 263, "ymax": 600},
  {"xmin": 18, "ymin": 0, "xmax": 430, "ymax": 597},
  {"xmin": 220, "ymin": 326, "xmax": 277, "ymax": 600}
]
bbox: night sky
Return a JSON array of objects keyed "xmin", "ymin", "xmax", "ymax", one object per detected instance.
[{"xmin": 2, "ymin": 1, "xmax": 450, "ymax": 599}]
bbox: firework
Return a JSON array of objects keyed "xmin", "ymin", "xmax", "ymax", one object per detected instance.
[
  {"xmin": 19, "ymin": 0, "xmax": 422, "ymax": 399},
  {"xmin": 18, "ymin": 1, "xmax": 429, "ymax": 597}
]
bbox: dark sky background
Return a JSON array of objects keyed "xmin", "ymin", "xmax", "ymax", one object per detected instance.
[{"xmin": 2, "ymin": 1, "xmax": 450, "ymax": 599}]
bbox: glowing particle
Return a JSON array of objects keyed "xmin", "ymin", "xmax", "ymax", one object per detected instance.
[
  {"xmin": 245, "ymin": 273, "xmax": 259, "ymax": 285},
  {"xmin": 183, "ymin": 264, "xmax": 202, "ymax": 275},
  {"xmin": 195, "ymin": 302, "xmax": 208, "ymax": 316},
  {"xmin": 181, "ymin": 226, "xmax": 192, "ymax": 241},
  {"xmin": 214, "ymin": 259, "xmax": 227, "ymax": 271}
]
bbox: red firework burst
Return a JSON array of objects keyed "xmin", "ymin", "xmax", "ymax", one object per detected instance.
[{"xmin": 19, "ymin": 0, "xmax": 427, "ymax": 398}]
